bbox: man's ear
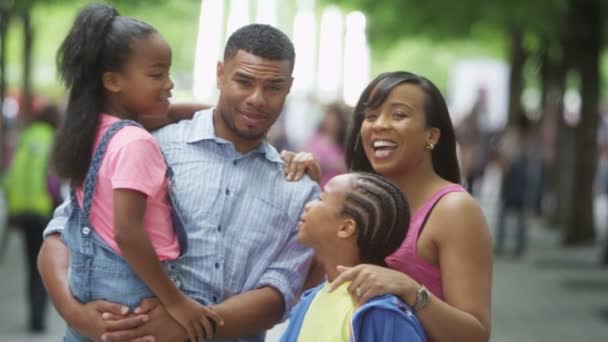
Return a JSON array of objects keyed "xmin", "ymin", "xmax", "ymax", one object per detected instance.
[
  {"xmin": 285, "ymin": 76, "xmax": 294, "ymax": 95},
  {"xmin": 337, "ymin": 218, "xmax": 357, "ymax": 239},
  {"xmin": 216, "ymin": 61, "xmax": 224, "ymax": 90},
  {"xmin": 102, "ymin": 71, "xmax": 121, "ymax": 94}
]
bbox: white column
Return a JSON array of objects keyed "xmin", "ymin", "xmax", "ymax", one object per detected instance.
[
  {"xmin": 192, "ymin": 0, "xmax": 225, "ymax": 102},
  {"xmin": 316, "ymin": 6, "xmax": 343, "ymax": 103},
  {"xmin": 343, "ymin": 11, "xmax": 370, "ymax": 107}
]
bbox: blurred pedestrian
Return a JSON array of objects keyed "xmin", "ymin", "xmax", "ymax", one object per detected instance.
[
  {"xmin": 303, "ymin": 102, "xmax": 349, "ymax": 187},
  {"xmin": 456, "ymin": 88, "xmax": 490, "ymax": 195},
  {"xmin": 494, "ymin": 115, "xmax": 534, "ymax": 257},
  {"xmin": 4, "ymin": 103, "xmax": 60, "ymax": 332}
]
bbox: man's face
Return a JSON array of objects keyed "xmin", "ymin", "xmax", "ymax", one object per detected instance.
[{"xmin": 216, "ymin": 50, "xmax": 293, "ymax": 142}]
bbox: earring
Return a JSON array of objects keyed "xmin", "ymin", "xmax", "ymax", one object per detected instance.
[{"xmin": 425, "ymin": 143, "xmax": 435, "ymax": 151}]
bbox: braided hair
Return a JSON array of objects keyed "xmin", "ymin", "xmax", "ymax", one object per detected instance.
[{"xmin": 341, "ymin": 172, "xmax": 410, "ymax": 266}]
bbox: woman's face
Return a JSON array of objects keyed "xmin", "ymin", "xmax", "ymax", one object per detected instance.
[{"xmin": 360, "ymin": 83, "xmax": 436, "ymax": 176}]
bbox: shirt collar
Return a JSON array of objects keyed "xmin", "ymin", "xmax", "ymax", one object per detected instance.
[{"xmin": 186, "ymin": 108, "xmax": 283, "ymax": 164}]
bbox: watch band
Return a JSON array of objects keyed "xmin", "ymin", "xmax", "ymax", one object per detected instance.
[{"xmin": 412, "ymin": 285, "xmax": 430, "ymax": 312}]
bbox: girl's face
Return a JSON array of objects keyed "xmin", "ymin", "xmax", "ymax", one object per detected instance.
[
  {"xmin": 298, "ymin": 174, "xmax": 353, "ymax": 249},
  {"xmin": 360, "ymin": 83, "xmax": 437, "ymax": 176},
  {"xmin": 109, "ymin": 32, "xmax": 174, "ymax": 119}
]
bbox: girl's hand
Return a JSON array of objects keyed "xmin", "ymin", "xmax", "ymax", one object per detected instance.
[
  {"xmin": 328, "ymin": 264, "xmax": 420, "ymax": 307},
  {"xmin": 165, "ymin": 294, "xmax": 224, "ymax": 341},
  {"xmin": 280, "ymin": 150, "xmax": 322, "ymax": 183}
]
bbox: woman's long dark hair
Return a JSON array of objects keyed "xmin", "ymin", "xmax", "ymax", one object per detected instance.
[
  {"xmin": 52, "ymin": 3, "xmax": 156, "ymax": 185},
  {"xmin": 345, "ymin": 71, "xmax": 461, "ymax": 184}
]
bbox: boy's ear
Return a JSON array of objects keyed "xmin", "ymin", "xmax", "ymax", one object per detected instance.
[
  {"xmin": 337, "ymin": 219, "xmax": 357, "ymax": 239},
  {"xmin": 102, "ymin": 71, "xmax": 122, "ymax": 93}
]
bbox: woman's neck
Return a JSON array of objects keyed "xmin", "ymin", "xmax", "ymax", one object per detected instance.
[{"xmin": 386, "ymin": 160, "xmax": 448, "ymax": 214}]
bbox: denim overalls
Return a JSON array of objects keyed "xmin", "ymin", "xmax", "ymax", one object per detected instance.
[{"xmin": 61, "ymin": 120, "xmax": 188, "ymax": 341}]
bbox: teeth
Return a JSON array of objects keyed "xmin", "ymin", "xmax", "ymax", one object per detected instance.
[
  {"xmin": 375, "ymin": 150, "xmax": 392, "ymax": 158},
  {"xmin": 373, "ymin": 140, "xmax": 397, "ymax": 148}
]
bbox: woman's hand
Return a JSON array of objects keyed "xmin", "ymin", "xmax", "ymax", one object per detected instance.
[
  {"xmin": 280, "ymin": 150, "xmax": 322, "ymax": 183},
  {"xmin": 328, "ymin": 264, "xmax": 419, "ymax": 307}
]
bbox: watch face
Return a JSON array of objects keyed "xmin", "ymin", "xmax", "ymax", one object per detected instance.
[{"xmin": 419, "ymin": 287, "xmax": 429, "ymax": 300}]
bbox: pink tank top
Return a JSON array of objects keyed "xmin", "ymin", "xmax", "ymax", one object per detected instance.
[{"xmin": 385, "ymin": 184, "xmax": 466, "ymax": 299}]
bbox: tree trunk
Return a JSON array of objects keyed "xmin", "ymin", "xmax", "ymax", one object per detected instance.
[
  {"xmin": 22, "ymin": 4, "xmax": 33, "ymax": 122},
  {"xmin": 539, "ymin": 44, "xmax": 568, "ymax": 229},
  {"xmin": 562, "ymin": 0, "xmax": 601, "ymax": 245},
  {"xmin": 506, "ymin": 27, "xmax": 527, "ymax": 126},
  {"xmin": 0, "ymin": 9, "xmax": 8, "ymax": 173}
]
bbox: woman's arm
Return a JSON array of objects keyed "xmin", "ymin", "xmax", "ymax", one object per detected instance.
[
  {"xmin": 418, "ymin": 192, "xmax": 492, "ymax": 342},
  {"xmin": 330, "ymin": 193, "xmax": 492, "ymax": 342}
]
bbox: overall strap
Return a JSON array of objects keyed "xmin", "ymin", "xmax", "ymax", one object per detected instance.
[{"xmin": 81, "ymin": 119, "xmax": 142, "ymax": 217}]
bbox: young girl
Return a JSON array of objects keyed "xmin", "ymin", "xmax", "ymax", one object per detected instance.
[
  {"xmin": 52, "ymin": 4, "xmax": 221, "ymax": 341},
  {"xmin": 281, "ymin": 172, "xmax": 425, "ymax": 341}
]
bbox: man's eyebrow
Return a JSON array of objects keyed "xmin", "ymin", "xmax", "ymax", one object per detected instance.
[{"xmin": 234, "ymin": 71, "xmax": 254, "ymax": 79}]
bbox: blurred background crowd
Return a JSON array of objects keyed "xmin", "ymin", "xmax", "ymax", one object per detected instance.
[{"xmin": 1, "ymin": 0, "xmax": 608, "ymax": 341}]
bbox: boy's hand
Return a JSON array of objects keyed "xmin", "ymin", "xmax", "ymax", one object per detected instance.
[
  {"xmin": 280, "ymin": 150, "xmax": 322, "ymax": 183},
  {"xmin": 165, "ymin": 294, "xmax": 224, "ymax": 341}
]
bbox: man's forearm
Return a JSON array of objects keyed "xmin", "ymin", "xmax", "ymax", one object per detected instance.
[
  {"xmin": 211, "ymin": 286, "xmax": 284, "ymax": 339},
  {"xmin": 37, "ymin": 234, "xmax": 78, "ymax": 322}
]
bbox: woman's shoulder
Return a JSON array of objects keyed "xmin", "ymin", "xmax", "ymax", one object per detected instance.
[{"xmin": 429, "ymin": 186, "xmax": 488, "ymax": 236}]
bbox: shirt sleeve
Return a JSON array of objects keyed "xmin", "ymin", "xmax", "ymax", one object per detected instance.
[
  {"xmin": 359, "ymin": 306, "xmax": 426, "ymax": 342},
  {"xmin": 109, "ymin": 138, "xmax": 167, "ymax": 197},
  {"xmin": 256, "ymin": 182, "xmax": 320, "ymax": 321},
  {"xmin": 42, "ymin": 197, "xmax": 72, "ymax": 238}
]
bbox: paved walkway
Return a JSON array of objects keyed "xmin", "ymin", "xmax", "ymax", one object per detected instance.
[{"xmin": 1, "ymin": 176, "xmax": 607, "ymax": 341}]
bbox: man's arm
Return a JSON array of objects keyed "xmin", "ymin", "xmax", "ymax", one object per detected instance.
[
  {"xmin": 38, "ymin": 234, "xmax": 135, "ymax": 340},
  {"xmin": 38, "ymin": 198, "xmax": 141, "ymax": 340}
]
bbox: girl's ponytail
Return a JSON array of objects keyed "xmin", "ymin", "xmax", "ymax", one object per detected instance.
[{"xmin": 53, "ymin": 3, "xmax": 119, "ymax": 185}]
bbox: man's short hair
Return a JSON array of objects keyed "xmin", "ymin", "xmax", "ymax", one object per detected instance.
[{"xmin": 224, "ymin": 24, "xmax": 295, "ymax": 71}]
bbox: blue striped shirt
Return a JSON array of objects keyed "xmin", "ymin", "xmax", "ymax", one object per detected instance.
[{"xmin": 44, "ymin": 109, "xmax": 320, "ymax": 341}]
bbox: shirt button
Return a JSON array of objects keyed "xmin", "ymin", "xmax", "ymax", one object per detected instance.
[
  {"xmin": 215, "ymin": 262, "xmax": 219, "ymax": 269},
  {"xmin": 217, "ymin": 225, "xmax": 221, "ymax": 232},
  {"xmin": 212, "ymin": 296, "xmax": 217, "ymax": 302},
  {"xmin": 225, "ymin": 189, "xmax": 230, "ymax": 195},
  {"xmin": 233, "ymin": 160, "xmax": 237, "ymax": 166},
  {"xmin": 82, "ymin": 227, "xmax": 91, "ymax": 235}
]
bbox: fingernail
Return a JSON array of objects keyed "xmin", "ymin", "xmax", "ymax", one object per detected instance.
[
  {"xmin": 101, "ymin": 334, "xmax": 107, "ymax": 342},
  {"xmin": 134, "ymin": 307, "xmax": 141, "ymax": 314},
  {"xmin": 121, "ymin": 306, "xmax": 129, "ymax": 314},
  {"xmin": 141, "ymin": 315, "xmax": 149, "ymax": 322},
  {"xmin": 220, "ymin": 320, "xmax": 225, "ymax": 326},
  {"xmin": 102, "ymin": 313, "xmax": 110, "ymax": 320}
]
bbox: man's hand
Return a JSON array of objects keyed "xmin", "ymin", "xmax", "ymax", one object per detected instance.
[
  {"xmin": 102, "ymin": 299, "xmax": 186, "ymax": 342},
  {"xmin": 280, "ymin": 150, "xmax": 322, "ymax": 183},
  {"xmin": 68, "ymin": 300, "xmax": 134, "ymax": 341}
]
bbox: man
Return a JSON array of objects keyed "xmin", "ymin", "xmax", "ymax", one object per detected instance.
[{"xmin": 38, "ymin": 24, "xmax": 319, "ymax": 342}]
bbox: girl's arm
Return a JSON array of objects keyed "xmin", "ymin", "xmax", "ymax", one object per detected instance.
[
  {"xmin": 138, "ymin": 103, "xmax": 210, "ymax": 131},
  {"xmin": 113, "ymin": 188, "xmax": 221, "ymax": 341}
]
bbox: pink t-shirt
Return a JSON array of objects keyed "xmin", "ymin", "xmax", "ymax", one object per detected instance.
[{"xmin": 76, "ymin": 114, "xmax": 179, "ymax": 260}]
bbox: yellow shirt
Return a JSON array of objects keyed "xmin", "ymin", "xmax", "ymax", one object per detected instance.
[{"xmin": 298, "ymin": 282, "xmax": 357, "ymax": 342}]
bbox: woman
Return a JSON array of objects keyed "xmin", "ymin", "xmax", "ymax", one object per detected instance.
[{"xmin": 325, "ymin": 71, "xmax": 493, "ymax": 341}]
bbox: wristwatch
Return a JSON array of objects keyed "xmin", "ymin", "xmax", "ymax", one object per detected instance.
[{"xmin": 412, "ymin": 285, "xmax": 430, "ymax": 312}]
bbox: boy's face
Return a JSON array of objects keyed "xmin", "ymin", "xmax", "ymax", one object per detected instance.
[{"xmin": 298, "ymin": 174, "xmax": 354, "ymax": 249}]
